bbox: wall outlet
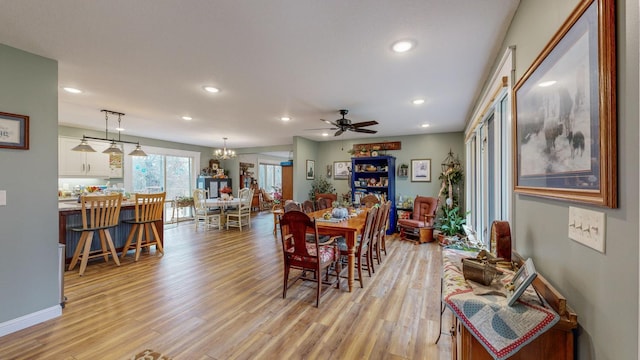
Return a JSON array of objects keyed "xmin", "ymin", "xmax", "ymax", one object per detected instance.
[{"xmin": 568, "ymin": 206, "xmax": 605, "ymax": 253}]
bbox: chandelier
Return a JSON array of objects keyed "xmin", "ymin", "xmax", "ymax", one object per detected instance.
[
  {"xmin": 215, "ymin": 137, "xmax": 236, "ymax": 159},
  {"xmin": 71, "ymin": 109, "xmax": 147, "ymax": 156}
]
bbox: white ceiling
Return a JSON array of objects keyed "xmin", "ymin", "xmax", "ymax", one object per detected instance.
[{"xmin": 0, "ymin": 0, "xmax": 519, "ymax": 150}]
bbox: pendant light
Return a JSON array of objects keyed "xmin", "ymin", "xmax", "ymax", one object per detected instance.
[{"xmin": 72, "ymin": 109, "xmax": 147, "ymax": 156}]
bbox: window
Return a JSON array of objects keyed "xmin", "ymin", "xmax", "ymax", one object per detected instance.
[
  {"xmin": 124, "ymin": 144, "xmax": 200, "ymax": 200},
  {"xmin": 259, "ymin": 163, "xmax": 282, "ymax": 194},
  {"xmin": 465, "ymin": 48, "xmax": 514, "ymax": 248}
]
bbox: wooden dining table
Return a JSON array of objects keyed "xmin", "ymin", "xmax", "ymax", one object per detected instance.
[
  {"xmin": 306, "ymin": 208, "xmax": 367, "ymax": 292},
  {"xmin": 205, "ymin": 198, "xmax": 243, "ymax": 227}
]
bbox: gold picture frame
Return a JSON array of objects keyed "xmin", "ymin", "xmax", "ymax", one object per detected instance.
[{"xmin": 513, "ymin": 0, "xmax": 616, "ymax": 207}]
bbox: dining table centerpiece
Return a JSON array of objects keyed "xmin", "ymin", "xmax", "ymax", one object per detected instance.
[
  {"xmin": 331, "ymin": 199, "xmax": 352, "ymax": 219},
  {"xmin": 220, "ymin": 186, "xmax": 233, "ymax": 200}
]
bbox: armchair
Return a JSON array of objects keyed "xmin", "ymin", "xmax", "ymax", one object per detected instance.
[{"xmin": 398, "ymin": 196, "xmax": 438, "ymax": 243}]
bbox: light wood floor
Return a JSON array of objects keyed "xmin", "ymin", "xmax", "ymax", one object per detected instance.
[{"xmin": 0, "ymin": 211, "xmax": 453, "ymax": 360}]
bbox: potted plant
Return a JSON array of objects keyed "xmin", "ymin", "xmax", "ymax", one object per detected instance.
[
  {"xmin": 309, "ymin": 178, "xmax": 335, "ymax": 201},
  {"xmin": 436, "ymin": 206, "xmax": 467, "ymax": 245}
]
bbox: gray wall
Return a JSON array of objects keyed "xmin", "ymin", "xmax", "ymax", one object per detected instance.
[
  {"xmin": 497, "ymin": 0, "xmax": 638, "ymax": 358},
  {"xmin": 292, "ymin": 132, "xmax": 464, "ymax": 202},
  {"xmin": 0, "ymin": 45, "xmax": 59, "ymax": 322}
]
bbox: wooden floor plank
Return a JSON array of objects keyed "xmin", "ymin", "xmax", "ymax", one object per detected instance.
[{"xmin": 0, "ymin": 211, "xmax": 452, "ymax": 359}]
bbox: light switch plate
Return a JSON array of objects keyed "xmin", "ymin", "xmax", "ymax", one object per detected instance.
[
  {"xmin": 568, "ymin": 206, "xmax": 605, "ymax": 253},
  {"xmin": 0, "ymin": 190, "xmax": 6, "ymax": 206}
]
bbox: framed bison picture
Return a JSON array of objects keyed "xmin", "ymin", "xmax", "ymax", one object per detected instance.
[{"xmin": 513, "ymin": 0, "xmax": 616, "ymax": 208}]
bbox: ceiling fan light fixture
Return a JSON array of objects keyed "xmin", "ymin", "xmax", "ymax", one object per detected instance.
[{"xmin": 392, "ymin": 39, "xmax": 416, "ymax": 53}]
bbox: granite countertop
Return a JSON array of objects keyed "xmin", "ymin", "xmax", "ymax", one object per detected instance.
[{"xmin": 58, "ymin": 200, "xmax": 137, "ymax": 211}]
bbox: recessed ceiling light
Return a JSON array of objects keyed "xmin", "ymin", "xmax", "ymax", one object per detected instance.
[
  {"xmin": 203, "ymin": 86, "xmax": 220, "ymax": 93},
  {"xmin": 182, "ymin": 116, "xmax": 193, "ymax": 121},
  {"xmin": 538, "ymin": 80, "xmax": 557, "ymax": 87},
  {"xmin": 322, "ymin": 132, "xmax": 329, "ymax": 137},
  {"xmin": 421, "ymin": 124, "xmax": 430, "ymax": 128},
  {"xmin": 281, "ymin": 116, "xmax": 291, "ymax": 121},
  {"xmin": 412, "ymin": 99, "xmax": 425, "ymax": 105},
  {"xmin": 115, "ymin": 126, "xmax": 125, "ymax": 131},
  {"xmin": 392, "ymin": 40, "xmax": 416, "ymax": 53},
  {"xmin": 63, "ymin": 87, "xmax": 82, "ymax": 94}
]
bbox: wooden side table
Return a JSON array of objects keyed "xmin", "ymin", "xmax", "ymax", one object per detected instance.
[
  {"xmin": 272, "ymin": 207, "xmax": 284, "ymax": 234},
  {"xmin": 419, "ymin": 227, "xmax": 434, "ymax": 243}
]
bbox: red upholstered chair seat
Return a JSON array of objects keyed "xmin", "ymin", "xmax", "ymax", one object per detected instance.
[{"xmin": 286, "ymin": 243, "xmax": 338, "ymax": 263}]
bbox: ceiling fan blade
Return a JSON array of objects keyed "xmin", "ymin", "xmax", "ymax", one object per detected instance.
[
  {"xmin": 352, "ymin": 128, "xmax": 377, "ymax": 134},
  {"xmin": 321, "ymin": 119, "xmax": 339, "ymax": 127},
  {"xmin": 305, "ymin": 127, "xmax": 338, "ymax": 131},
  {"xmin": 351, "ymin": 120, "xmax": 378, "ymax": 128},
  {"xmin": 334, "ymin": 129, "xmax": 344, "ymax": 136}
]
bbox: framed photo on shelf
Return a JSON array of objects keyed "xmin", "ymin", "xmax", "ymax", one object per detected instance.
[
  {"xmin": 306, "ymin": 160, "xmax": 315, "ymax": 180},
  {"xmin": 333, "ymin": 161, "xmax": 350, "ymax": 180},
  {"xmin": 513, "ymin": 0, "xmax": 616, "ymax": 208},
  {"xmin": 506, "ymin": 258, "xmax": 538, "ymax": 306},
  {"xmin": 0, "ymin": 112, "xmax": 29, "ymax": 150},
  {"xmin": 410, "ymin": 159, "xmax": 431, "ymax": 182}
]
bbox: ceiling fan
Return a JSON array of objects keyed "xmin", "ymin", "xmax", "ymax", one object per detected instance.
[{"xmin": 317, "ymin": 109, "xmax": 378, "ymax": 137}]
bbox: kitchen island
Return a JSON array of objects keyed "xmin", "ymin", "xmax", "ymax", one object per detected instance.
[{"xmin": 58, "ymin": 200, "xmax": 164, "ymax": 263}]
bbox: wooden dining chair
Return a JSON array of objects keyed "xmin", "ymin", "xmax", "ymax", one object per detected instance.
[
  {"xmin": 121, "ymin": 192, "xmax": 166, "ymax": 261},
  {"xmin": 226, "ymin": 188, "xmax": 253, "ymax": 231},
  {"xmin": 302, "ymin": 200, "xmax": 315, "ymax": 213},
  {"xmin": 68, "ymin": 193, "xmax": 123, "ymax": 276},
  {"xmin": 360, "ymin": 194, "xmax": 380, "ymax": 208},
  {"xmin": 372, "ymin": 200, "xmax": 391, "ymax": 264},
  {"xmin": 279, "ymin": 210, "xmax": 341, "ymax": 307},
  {"xmin": 283, "ymin": 200, "xmax": 302, "ymax": 213},
  {"xmin": 193, "ymin": 189, "xmax": 221, "ymax": 230},
  {"xmin": 336, "ymin": 206, "xmax": 378, "ymax": 288},
  {"xmin": 315, "ymin": 197, "xmax": 333, "ymax": 210}
]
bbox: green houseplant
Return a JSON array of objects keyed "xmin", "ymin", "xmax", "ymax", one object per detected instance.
[
  {"xmin": 309, "ymin": 178, "xmax": 336, "ymax": 201},
  {"xmin": 437, "ymin": 206, "xmax": 467, "ymax": 243}
]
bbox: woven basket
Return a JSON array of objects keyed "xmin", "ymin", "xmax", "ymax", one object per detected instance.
[{"xmin": 462, "ymin": 258, "xmax": 501, "ymax": 286}]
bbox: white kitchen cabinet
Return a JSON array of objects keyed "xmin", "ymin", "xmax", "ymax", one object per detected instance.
[{"xmin": 59, "ymin": 137, "xmax": 119, "ymax": 177}]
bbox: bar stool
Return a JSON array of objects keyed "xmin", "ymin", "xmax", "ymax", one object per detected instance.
[
  {"xmin": 68, "ymin": 193, "xmax": 123, "ymax": 276},
  {"xmin": 121, "ymin": 192, "xmax": 166, "ymax": 261}
]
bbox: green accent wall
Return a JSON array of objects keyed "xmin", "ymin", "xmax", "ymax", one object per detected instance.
[{"xmin": 0, "ymin": 44, "xmax": 59, "ymax": 322}]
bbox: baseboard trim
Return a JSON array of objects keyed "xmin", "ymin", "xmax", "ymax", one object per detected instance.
[{"xmin": 0, "ymin": 305, "xmax": 62, "ymax": 338}]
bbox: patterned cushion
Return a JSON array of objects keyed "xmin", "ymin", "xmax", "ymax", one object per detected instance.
[
  {"xmin": 397, "ymin": 219, "xmax": 425, "ymax": 228},
  {"xmin": 286, "ymin": 242, "xmax": 337, "ymax": 263}
]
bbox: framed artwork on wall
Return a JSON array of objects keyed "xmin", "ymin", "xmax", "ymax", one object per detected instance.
[
  {"xmin": 411, "ymin": 159, "xmax": 431, "ymax": 182},
  {"xmin": 513, "ymin": 0, "xmax": 616, "ymax": 207},
  {"xmin": 333, "ymin": 161, "xmax": 350, "ymax": 180},
  {"xmin": 306, "ymin": 160, "xmax": 315, "ymax": 180},
  {"xmin": 0, "ymin": 112, "xmax": 29, "ymax": 150}
]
